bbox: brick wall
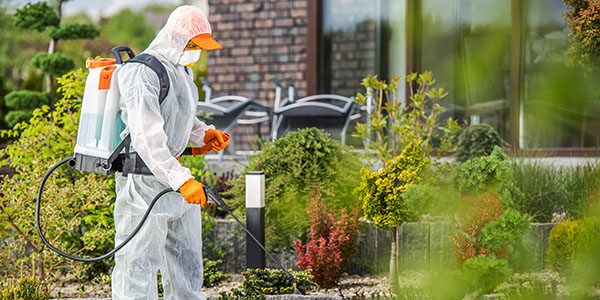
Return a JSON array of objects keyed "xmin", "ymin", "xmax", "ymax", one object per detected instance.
[{"xmin": 207, "ymin": 0, "xmax": 309, "ymax": 104}]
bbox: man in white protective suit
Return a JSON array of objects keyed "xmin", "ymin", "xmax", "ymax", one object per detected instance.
[{"xmin": 112, "ymin": 5, "xmax": 229, "ymax": 300}]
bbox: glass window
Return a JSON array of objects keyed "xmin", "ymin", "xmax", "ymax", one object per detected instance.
[
  {"xmin": 320, "ymin": 0, "xmax": 379, "ymax": 96},
  {"xmin": 521, "ymin": 0, "xmax": 600, "ymax": 148},
  {"xmin": 419, "ymin": 0, "xmax": 512, "ymax": 141}
]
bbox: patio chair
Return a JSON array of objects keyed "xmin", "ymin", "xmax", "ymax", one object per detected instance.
[
  {"xmin": 271, "ymin": 82, "xmax": 357, "ymax": 144},
  {"xmin": 197, "ymin": 79, "xmax": 272, "ymax": 159}
]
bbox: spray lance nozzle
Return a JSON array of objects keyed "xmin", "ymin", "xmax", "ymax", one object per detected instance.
[{"xmin": 203, "ymin": 186, "xmax": 229, "ymax": 211}]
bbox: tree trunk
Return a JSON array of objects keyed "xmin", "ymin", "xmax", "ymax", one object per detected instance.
[
  {"xmin": 389, "ymin": 226, "xmax": 399, "ymax": 291},
  {"xmin": 46, "ymin": 0, "xmax": 63, "ymax": 109},
  {"xmin": 38, "ymin": 254, "xmax": 45, "ymax": 282},
  {"xmin": 46, "ymin": 38, "xmax": 57, "ymax": 109}
]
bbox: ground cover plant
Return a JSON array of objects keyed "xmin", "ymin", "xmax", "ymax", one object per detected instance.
[{"xmin": 215, "ymin": 268, "xmax": 316, "ymax": 300}]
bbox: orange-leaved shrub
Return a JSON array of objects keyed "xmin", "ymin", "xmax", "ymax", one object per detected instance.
[{"xmin": 294, "ymin": 188, "xmax": 361, "ymax": 288}]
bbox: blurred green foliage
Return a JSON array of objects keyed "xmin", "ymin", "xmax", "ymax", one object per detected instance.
[
  {"xmin": 353, "ymin": 72, "xmax": 461, "ymax": 165},
  {"xmin": 563, "ymin": 0, "xmax": 600, "ymax": 71},
  {"xmin": 48, "ymin": 23, "xmax": 99, "ymax": 41},
  {"xmin": 100, "ymin": 8, "xmax": 157, "ymax": 53},
  {"xmin": 452, "ymin": 146, "xmax": 509, "ymax": 195},
  {"xmin": 547, "ymin": 217, "xmax": 600, "ymax": 274},
  {"xmin": 461, "ymin": 255, "xmax": 513, "ymax": 294},
  {"xmin": 30, "ymin": 52, "xmax": 74, "ymax": 76},
  {"xmin": 4, "ymin": 91, "xmax": 50, "ymax": 127},
  {"xmin": 14, "ymin": 2, "xmax": 59, "ymax": 32}
]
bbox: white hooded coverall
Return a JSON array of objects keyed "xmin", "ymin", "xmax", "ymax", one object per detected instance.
[{"xmin": 112, "ymin": 6, "xmax": 214, "ymax": 300}]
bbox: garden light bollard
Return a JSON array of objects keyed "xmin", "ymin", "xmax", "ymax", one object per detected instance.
[{"xmin": 246, "ymin": 171, "xmax": 265, "ymax": 269}]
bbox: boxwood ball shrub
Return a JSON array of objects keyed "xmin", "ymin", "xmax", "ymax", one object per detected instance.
[
  {"xmin": 456, "ymin": 124, "xmax": 506, "ymax": 163},
  {"xmin": 227, "ymin": 128, "xmax": 362, "ymax": 249}
]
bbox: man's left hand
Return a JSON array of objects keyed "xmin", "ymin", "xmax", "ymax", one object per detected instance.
[{"xmin": 192, "ymin": 129, "xmax": 230, "ymax": 154}]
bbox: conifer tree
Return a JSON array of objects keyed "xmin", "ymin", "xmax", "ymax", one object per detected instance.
[{"xmin": 5, "ymin": 0, "xmax": 98, "ymax": 127}]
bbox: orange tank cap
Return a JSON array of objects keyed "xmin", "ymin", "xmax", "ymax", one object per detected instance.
[
  {"xmin": 98, "ymin": 66, "xmax": 117, "ymax": 90},
  {"xmin": 86, "ymin": 58, "xmax": 116, "ymax": 69}
]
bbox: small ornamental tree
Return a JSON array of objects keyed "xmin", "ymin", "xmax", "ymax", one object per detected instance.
[
  {"xmin": 353, "ymin": 71, "xmax": 461, "ymax": 165},
  {"xmin": 6, "ymin": 0, "xmax": 99, "ymax": 126},
  {"xmin": 294, "ymin": 188, "xmax": 361, "ymax": 288},
  {"xmin": 354, "ymin": 140, "xmax": 429, "ymax": 288}
]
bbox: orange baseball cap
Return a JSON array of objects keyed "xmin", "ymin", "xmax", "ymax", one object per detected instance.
[{"xmin": 171, "ymin": 5, "xmax": 223, "ymax": 50}]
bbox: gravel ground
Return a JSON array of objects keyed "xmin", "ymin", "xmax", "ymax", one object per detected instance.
[{"xmin": 50, "ymin": 273, "xmax": 390, "ymax": 299}]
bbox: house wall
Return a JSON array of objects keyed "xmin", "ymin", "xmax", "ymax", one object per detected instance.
[{"xmin": 207, "ymin": 0, "xmax": 310, "ymax": 104}]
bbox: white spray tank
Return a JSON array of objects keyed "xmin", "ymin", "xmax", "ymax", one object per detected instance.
[
  {"xmin": 71, "ymin": 47, "xmax": 137, "ymax": 175},
  {"xmin": 74, "ymin": 58, "xmax": 123, "ymax": 158},
  {"xmin": 71, "ymin": 46, "xmax": 173, "ymax": 175}
]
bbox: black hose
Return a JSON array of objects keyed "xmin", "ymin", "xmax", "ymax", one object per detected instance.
[
  {"xmin": 36, "ymin": 156, "xmax": 174, "ymax": 262},
  {"xmin": 36, "ymin": 156, "xmax": 303, "ymax": 294}
]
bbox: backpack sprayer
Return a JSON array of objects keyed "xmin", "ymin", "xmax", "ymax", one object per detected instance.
[{"xmin": 35, "ymin": 46, "xmax": 303, "ymax": 294}]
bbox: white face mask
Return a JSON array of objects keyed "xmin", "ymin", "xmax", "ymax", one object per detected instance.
[{"xmin": 178, "ymin": 50, "xmax": 201, "ymax": 67}]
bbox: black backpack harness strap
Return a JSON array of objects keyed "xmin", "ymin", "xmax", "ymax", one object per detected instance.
[{"xmin": 103, "ymin": 50, "xmax": 183, "ymax": 176}]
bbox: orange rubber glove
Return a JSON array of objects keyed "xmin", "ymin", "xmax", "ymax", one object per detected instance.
[
  {"xmin": 203, "ymin": 129, "xmax": 231, "ymax": 152},
  {"xmin": 191, "ymin": 129, "xmax": 230, "ymax": 155},
  {"xmin": 179, "ymin": 178, "xmax": 208, "ymax": 207}
]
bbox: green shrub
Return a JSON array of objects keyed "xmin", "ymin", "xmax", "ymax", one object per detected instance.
[
  {"xmin": 455, "ymin": 123, "xmax": 506, "ymax": 163},
  {"xmin": 461, "ymin": 255, "xmax": 512, "ymax": 294},
  {"xmin": 0, "ymin": 277, "xmax": 49, "ymax": 300},
  {"xmin": 547, "ymin": 218, "xmax": 600, "ymax": 274},
  {"xmin": 203, "ymin": 259, "xmax": 231, "ymax": 288},
  {"xmin": 480, "ymin": 208, "xmax": 531, "ymax": 253},
  {"xmin": 31, "ymin": 52, "xmax": 75, "ymax": 76},
  {"xmin": 452, "ymin": 146, "xmax": 510, "ymax": 195},
  {"xmin": 227, "ymin": 128, "xmax": 361, "ymax": 249},
  {"xmin": 48, "ymin": 24, "xmax": 99, "ymax": 40},
  {"xmin": 4, "ymin": 91, "xmax": 50, "ymax": 127},
  {"xmin": 241, "ymin": 268, "xmax": 316, "ymax": 295},
  {"xmin": 216, "ymin": 268, "xmax": 316, "ymax": 299}
]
